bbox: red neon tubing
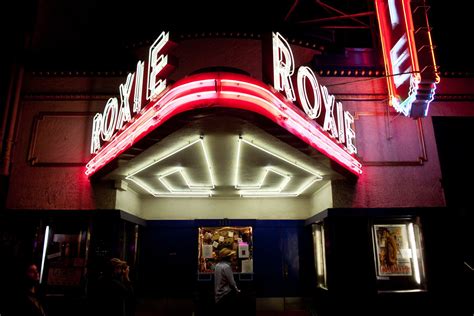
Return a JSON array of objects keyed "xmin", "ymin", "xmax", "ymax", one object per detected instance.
[{"xmin": 86, "ymin": 72, "xmax": 362, "ymax": 177}]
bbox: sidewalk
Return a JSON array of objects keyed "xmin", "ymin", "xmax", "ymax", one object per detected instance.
[{"xmin": 134, "ymin": 298, "xmax": 313, "ymax": 316}]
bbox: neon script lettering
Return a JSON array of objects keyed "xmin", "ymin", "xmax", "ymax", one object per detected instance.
[
  {"xmin": 91, "ymin": 32, "xmax": 172, "ymax": 154},
  {"xmin": 272, "ymin": 32, "xmax": 356, "ymax": 154}
]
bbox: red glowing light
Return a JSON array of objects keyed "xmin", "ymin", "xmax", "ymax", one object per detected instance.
[
  {"xmin": 375, "ymin": 0, "xmax": 440, "ymax": 118},
  {"xmin": 86, "ymin": 73, "xmax": 362, "ymax": 177}
]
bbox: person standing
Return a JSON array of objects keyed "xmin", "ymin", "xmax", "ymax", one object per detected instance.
[
  {"xmin": 214, "ymin": 248, "xmax": 240, "ymax": 315},
  {"xmin": 12, "ymin": 263, "xmax": 48, "ymax": 316},
  {"xmin": 94, "ymin": 258, "xmax": 135, "ymax": 316}
]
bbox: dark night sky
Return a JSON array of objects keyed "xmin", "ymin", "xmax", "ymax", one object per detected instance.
[
  {"xmin": 428, "ymin": 3, "xmax": 473, "ymax": 73},
  {"xmin": 1, "ymin": 0, "xmax": 472, "ymax": 73}
]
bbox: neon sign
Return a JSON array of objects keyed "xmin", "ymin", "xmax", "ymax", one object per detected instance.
[
  {"xmin": 91, "ymin": 32, "xmax": 174, "ymax": 154},
  {"xmin": 126, "ymin": 138, "xmax": 215, "ymax": 197},
  {"xmin": 270, "ymin": 33, "xmax": 357, "ymax": 154},
  {"xmin": 125, "ymin": 136, "xmax": 322, "ymax": 198},
  {"xmin": 375, "ymin": 0, "xmax": 440, "ymax": 118},
  {"xmin": 235, "ymin": 137, "xmax": 323, "ymax": 197},
  {"xmin": 87, "ymin": 32, "xmax": 362, "ymax": 178}
]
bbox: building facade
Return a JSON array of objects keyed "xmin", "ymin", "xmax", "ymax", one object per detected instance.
[{"xmin": 1, "ymin": 4, "xmax": 473, "ymax": 316}]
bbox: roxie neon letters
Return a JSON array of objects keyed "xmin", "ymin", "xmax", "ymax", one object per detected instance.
[
  {"xmin": 91, "ymin": 32, "xmax": 172, "ymax": 154},
  {"xmin": 271, "ymin": 32, "xmax": 356, "ymax": 154},
  {"xmin": 88, "ymin": 31, "xmax": 360, "ymax": 177}
]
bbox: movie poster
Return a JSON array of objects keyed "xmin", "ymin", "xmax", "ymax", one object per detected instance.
[{"xmin": 373, "ymin": 224, "xmax": 413, "ymax": 276}]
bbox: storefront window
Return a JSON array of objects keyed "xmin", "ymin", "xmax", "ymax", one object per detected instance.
[
  {"xmin": 198, "ymin": 226, "xmax": 253, "ymax": 277},
  {"xmin": 41, "ymin": 222, "xmax": 90, "ymax": 294}
]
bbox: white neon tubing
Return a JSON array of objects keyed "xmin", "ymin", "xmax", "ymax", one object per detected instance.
[
  {"xmin": 116, "ymin": 73, "xmax": 134, "ymax": 131},
  {"xmin": 336, "ymin": 102, "xmax": 345, "ymax": 144},
  {"xmin": 297, "ymin": 66, "xmax": 322, "ymax": 119},
  {"xmin": 237, "ymin": 167, "xmax": 291, "ymax": 192},
  {"xmin": 129, "ymin": 175, "xmax": 211, "ymax": 197},
  {"xmin": 344, "ymin": 112, "xmax": 357, "ymax": 155},
  {"xmin": 220, "ymin": 79, "xmax": 361, "ymax": 171},
  {"xmin": 234, "ymin": 138, "xmax": 268, "ymax": 189},
  {"xmin": 321, "ymin": 86, "xmax": 338, "ymax": 139},
  {"xmin": 90, "ymin": 113, "xmax": 102, "ymax": 154},
  {"xmin": 315, "ymin": 227, "xmax": 324, "ymax": 278},
  {"xmin": 127, "ymin": 138, "xmax": 215, "ymax": 197},
  {"xmin": 158, "ymin": 168, "xmax": 213, "ymax": 192},
  {"xmin": 126, "ymin": 139, "xmax": 201, "ymax": 177},
  {"xmin": 101, "ymin": 98, "xmax": 118, "ymax": 141},
  {"xmin": 127, "ymin": 177, "xmax": 157, "ymax": 196},
  {"xmin": 200, "ymin": 138, "xmax": 216, "ymax": 189},
  {"xmin": 241, "ymin": 138, "xmax": 321, "ymax": 177},
  {"xmin": 158, "ymin": 169, "xmax": 181, "ymax": 191},
  {"xmin": 262, "ymin": 168, "xmax": 291, "ymax": 190},
  {"xmin": 179, "ymin": 168, "xmax": 192, "ymax": 188},
  {"xmin": 276, "ymin": 171, "xmax": 292, "ymax": 191},
  {"xmin": 147, "ymin": 31, "xmax": 170, "ymax": 101},
  {"xmin": 40, "ymin": 225, "xmax": 50, "ymax": 284},
  {"xmin": 86, "ymin": 75, "xmax": 362, "ymax": 177},
  {"xmin": 234, "ymin": 138, "xmax": 242, "ymax": 188},
  {"xmin": 408, "ymin": 223, "xmax": 421, "ymax": 284},
  {"xmin": 272, "ymin": 32, "xmax": 296, "ymax": 101},
  {"xmin": 89, "ymin": 78, "xmax": 216, "ymax": 161},
  {"xmin": 133, "ymin": 61, "xmax": 145, "ymax": 114},
  {"xmin": 240, "ymin": 178, "xmax": 319, "ymax": 197},
  {"xmin": 154, "ymin": 192, "xmax": 212, "ymax": 197},
  {"xmin": 236, "ymin": 137, "xmax": 322, "ymax": 197},
  {"xmin": 228, "ymin": 90, "xmax": 359, "ymax": 173}
]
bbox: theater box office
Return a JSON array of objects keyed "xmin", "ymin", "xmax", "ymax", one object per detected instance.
[{"xmin": 1, "ymin": 21, "xmax": 473, "ymax": 316}]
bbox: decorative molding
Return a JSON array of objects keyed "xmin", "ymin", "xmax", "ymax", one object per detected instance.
[
  {"xmin": 28, "ymin": 112, "xmax": 95, "ymax": 166},
  {"xmin": 330, "ymin": 93, "xmax": 387, "ymax": 102},
  {"xmin": 433, "ymin": 94, "xmax": 474, "ymax": 102},
  {"xmin": 440, "ymin": 72, "xmax": 474, "ymax": 78},
  {"xmin": 23, "ymin": 94, "xmax": 112, "ymax": 101},
  {"xmin": 314, "ymin": 68, "xmax": 385, "ymax": 77},
  {"xmin": 353, "ymin": 112, "xmax": 427, "ymax": 166},
  {"xmin": 30, "ymin": 71, "xmax": 128, "ymax": 77},
  {"xmin": 124, "ymin": 31, "xmax": 326, "ymax": 51}
]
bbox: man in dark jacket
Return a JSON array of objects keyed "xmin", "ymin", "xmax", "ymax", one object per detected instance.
[{"xmin": 214, "ymin": 248, "xmax": 240, "ymax": 315}]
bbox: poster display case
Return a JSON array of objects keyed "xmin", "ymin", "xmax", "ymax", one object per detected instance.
[
  {"xmin": 372, "ymin": 218, "xmax": 426, "ymax": 292},
  {"xmin": 198, "ymin": 226, "xmax": 253, "ymax": 279}
]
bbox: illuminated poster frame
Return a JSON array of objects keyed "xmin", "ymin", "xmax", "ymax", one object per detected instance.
[{"xmin": 371, "ymin": 219, "xmax": 427, "ymax": 293}]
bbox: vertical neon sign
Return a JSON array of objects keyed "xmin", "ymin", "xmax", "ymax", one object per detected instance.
[{"xmin": 375, "ymin": 0, "xmax": 440, "ymax": 118}]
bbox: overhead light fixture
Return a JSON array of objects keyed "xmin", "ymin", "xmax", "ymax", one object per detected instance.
[
  {"xmin": 408, "ymin": 223, "xmax": 421, "ymax": 284},
  {"xmin": 40, "ymin": 226, "xmax": 50, "ymax": 284},
  {"xmin": 126, "ymin": 137, "xmax": 215, "ymax": 197},
  {"xmin": 235, "ymin": 137, "xmax": 323, "ymax": 197}
]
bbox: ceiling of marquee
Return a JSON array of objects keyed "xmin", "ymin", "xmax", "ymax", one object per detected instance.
[{"xmin": 104, "ymin": 115, "xmax": 343, "ymax": 198}]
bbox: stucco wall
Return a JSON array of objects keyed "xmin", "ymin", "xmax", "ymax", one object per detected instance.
[
  {"xmin": 310, "ymin": 181, "xmax": 333, "ymax": 216},
  {"xmin": 6, "ymin": 75, "xmax": 121, "ymax": 210},
  {"xmin": 140, "ymin": 196, "xmax": 311, "ymax": 220}
]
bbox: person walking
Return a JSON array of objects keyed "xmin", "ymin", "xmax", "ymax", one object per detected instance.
[{"xmin": 214, "ymin": 248, "xmax": 240, "ymax": 315}]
